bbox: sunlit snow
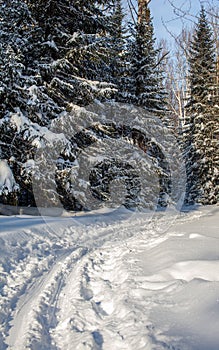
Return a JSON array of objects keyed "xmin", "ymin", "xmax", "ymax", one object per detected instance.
[
  {"xmin": 0, "ymin": 205, "xmax": 218, "ymax": 350},
  {"xmin": 0, "ymin": 160, "xmax": 17, "ymax": 195}
]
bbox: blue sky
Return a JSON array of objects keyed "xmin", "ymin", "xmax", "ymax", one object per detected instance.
[
  {"xmin": 122, "ymin": 0, "xmax": 217, "ymax": 41},
  {"xmin": 150, "ymin": 0, "xmax": 201, "ymax": 40}
]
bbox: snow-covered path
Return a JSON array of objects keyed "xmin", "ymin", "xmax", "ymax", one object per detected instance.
[{"xmin": 0, "ymin": 206, "xmax": 219, "ymax": 350}]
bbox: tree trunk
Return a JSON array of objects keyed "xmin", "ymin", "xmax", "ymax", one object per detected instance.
[{"xmin": 138, "ymin": 0, "xmax": 151, "ymax": 24}]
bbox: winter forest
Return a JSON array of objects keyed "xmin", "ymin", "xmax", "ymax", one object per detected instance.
[{"xmin": 0, "ymin": 0, "xmax": 218, "ymax": 212}]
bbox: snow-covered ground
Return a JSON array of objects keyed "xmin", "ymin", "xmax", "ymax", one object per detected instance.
[{"xmin": 0, "ymin": 205, "xmax": 219, "ymax": 350}]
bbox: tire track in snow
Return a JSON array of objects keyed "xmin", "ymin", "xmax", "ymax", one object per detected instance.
[
  {"xmin": 6, "ymin": 247, "xmax": 88, "ymax": 350},
  {"xmin": 3, "ymin": 215, "xmax": 154, "ymax": 349},
  {"xmin": 0, "ymin": 229, "xmax": 58, "ymax": 350},
  {"xmin": 50, "ymin": 219, "xmax": 175, "ymax": 350},
  {"xmin": 2, "ymin": 209, "xmax": 202, "ymax": 349}
]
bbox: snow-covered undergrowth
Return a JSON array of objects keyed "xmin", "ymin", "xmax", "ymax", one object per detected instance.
[
  {"xmin": 0, "ymin": 160, "xmax": 18, "ymax": 195},
  {"xmin": 0, "ymin": 205, "xmax": 218, "ymax": 349}
]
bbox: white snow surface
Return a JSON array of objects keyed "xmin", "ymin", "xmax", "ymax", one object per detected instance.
[
  {"xmin": 0, "ymin": 205, "xmax": 219, "ymax": 350},
  {"xmin": 0, "ymin": 160, "xmax": 17, "ymax": 195}
]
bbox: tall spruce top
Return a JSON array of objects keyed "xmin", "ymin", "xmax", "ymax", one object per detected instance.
[{"xmin": 187, "ymin": 6, "xmax": 216, "ymax": 108}]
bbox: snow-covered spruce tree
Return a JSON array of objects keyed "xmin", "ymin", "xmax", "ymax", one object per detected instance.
[
  {"xmin": 0, "ymin": 0, "xmax": 120, "ymax": 209},
  {"xmin": 120, "ymin": 1, "xmax": 167, "ymax": 119},
  {"xmin": 0, "ymin": 0, "xmax": 65, "ymax": 206},
  {"xmin": 26, "ymin": 0, "xmax": 117, "ymax": 107},
  {"xmin": 23, "ymin": 0, "xmax": 126, "ymax": 210},
  {"xmin": 0, "ymin": 0, "xmax": 64, "ymax": 124},
  {"xmin": 184, "ymin": 6, "xmax": 219, "ymax": 205},
  {"xmin": 109, "ymin": 0, "xmax": 127, "ymax": 89},
  {"xmin": 0, "ymin": 0, "xmax": 32, "ymax": 118}
]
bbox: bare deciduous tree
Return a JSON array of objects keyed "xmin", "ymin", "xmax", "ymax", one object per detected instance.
[{"xmin": 157, "ymin": 28, "xmax": 191, "ymax": 133}]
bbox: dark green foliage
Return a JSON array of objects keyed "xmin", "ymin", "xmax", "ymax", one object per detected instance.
[
  {"xmin": 184, "ymin": 7, "xmax": 219, "ymax": 204},
  {"xmin": 0, "ymin": 0, "xmax": 118, "ymax": 207},
  {"xmin": 0, "ymin": 0, "xmax": 64, "ymax": 124},
  {"xmin": 56, "ymin": 121, "xmax": 172, "ymax": 210},
  {"xmin": 0, "ymin": 0, "xmax": 177, "ymax": 210},
  {"xmin": 119, "ymin": 6, "xmax": 167, "ymax": 119},
  {"xmin": 25, "ymin": 0, "xmax": 117, "ymax": 107},
  {"xmin": 187, "ymin": 7, "xmax": 216, "ymax": 111}
]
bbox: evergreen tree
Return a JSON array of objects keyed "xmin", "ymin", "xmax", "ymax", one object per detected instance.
[
  {"xmin": 26, "ymin": 0, "xmax": 117, "ymax": 107},
  {"xmin": 0, "ymin": 0, "xmax": 65, "ymax": 206},
  {"xmin": 184, "ymin": 6, "xmax": 219, "ymax": 204},
  {"xmin": 0, "ymin": 0, "xmax": 175, "ymax": 210},
  {"xmin": 0, "ymin": 0, "xmax": 119, "ymax": 208},
  {"xmin": 109, "ymin": 0, "xmax": 126, "ymax": 87},
  {"xmin": 0, "ymin": 0, "xmax": 64, "ymax": 124},
  {"xmin": 120, "ymin": 1, "xmax": 167, "ymax": 118},
  {"xmin": 0, "ymin": 0, "xmax": 32, "ymax": 117}
]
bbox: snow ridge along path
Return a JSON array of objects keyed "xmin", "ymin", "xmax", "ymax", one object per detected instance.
[{"xmin": 0, "ymin": 206, "xmax": 218, "ymax": 349}]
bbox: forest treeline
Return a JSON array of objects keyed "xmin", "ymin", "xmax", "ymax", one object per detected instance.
[{"xmin": 0, "ymin": 0, "xmax": 218, "ymax": 211}]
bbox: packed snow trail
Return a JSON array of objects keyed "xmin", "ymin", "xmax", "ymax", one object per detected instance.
[
  {"xmin": 0, "ymin": 206, "xmax": 218, "ymax": 349},
  {"xmin": 0, "ymin": 210, "xmax": 153, "ymax": 349},
  {"xmin": 3, "ymin": 211, "xmax": 166, "ymax": 350}
]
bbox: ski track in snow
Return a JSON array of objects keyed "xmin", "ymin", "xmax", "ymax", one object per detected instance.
[
  {"xmin": 2, "ymin": 214, "xmax": 159, "ymax": 350},
  {"xmin": 0, "ymin": 206, "xmax": 218, "ymax": 350}
]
